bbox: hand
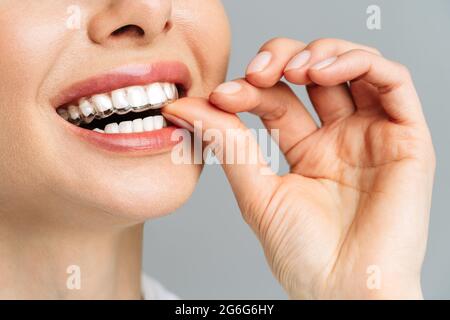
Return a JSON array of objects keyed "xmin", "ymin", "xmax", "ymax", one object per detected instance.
[{"xmin": 163, "ymin": 38, "xmax": 436, "ymax": 299}]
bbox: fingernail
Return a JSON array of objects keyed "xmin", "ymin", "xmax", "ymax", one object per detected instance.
[
  {"xmin": 161, "ymin": 113, "xmax": 194, "ymax": 132},
  {"xmin": 285, "ymin": 50, "xmax": 311, "ymax": 71},
  {"xmin": 246, "ymin": 51, "xmax": 272, "ymax": 74},
  {"xmin": 311, "ymin": 56, "xmax": 338, "ymax": 70},
  {"xmin": 214, "ymin": 81, "xmax": 242, "ymax": 95}
]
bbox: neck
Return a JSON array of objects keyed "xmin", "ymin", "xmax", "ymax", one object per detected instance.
[{"xmin": 0, "ymin": 208, "xmax": 144, "ymax": 299}]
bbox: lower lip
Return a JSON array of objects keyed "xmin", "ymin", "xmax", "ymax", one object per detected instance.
[{"xmin": 65, "ymin": 121, "xmax": 184, "ymax": 155}]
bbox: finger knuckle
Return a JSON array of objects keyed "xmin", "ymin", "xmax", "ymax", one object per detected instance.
[
  {"xmin": 395, "ymin": 62, "xmax": 412, "ymax": 80},
  {"xmin": 262, "ymin": 37, "xmax": 305, "ymax": 50},
  {"xmin": 349, "ymin": 48, "xmax": 370, "ymax": 56},
  {"xmin": 365, "ymin": 46, "xmax": 382, "ymax": 56},
  {"xmin": 308, "ymin": 37, "xmax": 340, "ymax": 49}
]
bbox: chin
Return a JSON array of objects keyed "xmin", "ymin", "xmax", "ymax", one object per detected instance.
[{"xmin": 51, "ymin": 151, "xmax": 203, "ymax": 224}]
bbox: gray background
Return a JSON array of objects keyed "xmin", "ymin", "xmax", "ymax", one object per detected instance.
[{"xmin": 144, "ymin": 0, "xmax": 450, "ymax": 299}]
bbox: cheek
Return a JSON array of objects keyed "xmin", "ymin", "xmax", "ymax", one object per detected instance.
[
  {"xmin": 174, "ymin": 0, "xmax": 231, "ymax": 93},
  {"xmin": 0, "ymin": 3, "xmax": 69, "ymax": 195},
  {"xmin": 0, "ymin": 2, "xmax": 68, "ymax": 104}
]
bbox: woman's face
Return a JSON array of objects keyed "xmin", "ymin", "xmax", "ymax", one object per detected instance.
[{"xmin": 0, "ymin": 0, "xmax": 230, "ymax": 224}]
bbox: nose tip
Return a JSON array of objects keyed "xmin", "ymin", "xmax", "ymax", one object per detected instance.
[{"xmin": 88, "ymin": 0, "xmax": 172, "ymax": 47}]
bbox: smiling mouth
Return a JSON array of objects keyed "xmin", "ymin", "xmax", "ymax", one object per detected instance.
[
  {"xmin": 56, "ymin": 82, "xmax": 183, "ymax": 133},
  {"xmin": 52, "ymin": 62, "xmax": 191, "ymax": 153}
]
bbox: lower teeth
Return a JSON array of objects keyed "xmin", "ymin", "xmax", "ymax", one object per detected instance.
[
  {"xmin": 70, "ymin": 107, "xmax": 168, "ymax": 133},
  {"xmin": 94, "ymin": 115, "xmax": 168, "ymax": 134}
]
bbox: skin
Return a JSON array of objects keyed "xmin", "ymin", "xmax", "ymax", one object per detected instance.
[{"xmin": 0, "ymin": 0, "xmax": 435, "ymax": 299}]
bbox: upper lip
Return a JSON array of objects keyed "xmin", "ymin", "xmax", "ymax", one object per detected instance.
[{"xmin": 51, "ymin": 61, "xmax": 192, "ymax": 109}]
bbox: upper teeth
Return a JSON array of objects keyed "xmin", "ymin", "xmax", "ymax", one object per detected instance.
[{"xmin": 57, "ymin": 82, "xmax": 178, "ymax": 125}]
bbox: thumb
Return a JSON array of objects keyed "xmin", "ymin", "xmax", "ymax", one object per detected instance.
[{"xmin": 162, "ymin": 97, "xmax": 281, "ymax": 225}]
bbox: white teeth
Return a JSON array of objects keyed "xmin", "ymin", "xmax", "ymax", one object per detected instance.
[
  {"xmin": 105, "ymin": 123, "xmax": 119, "ymax": 134},
  {"xmin": 92, "ymin": 116, "xmax": 168, "ymax": 134},
  {"xmin": 154, "ymin": 115, "xmax": 164, "ymax": 130},
  {"xmin": 162, "ymin": 83, "xmax": 178, "ymax": 101},
  {"xmin": 79, "ymin": 99, "xmax": 94, "ymax": 116},
  {"xmin": 91, "ymin": 94, "xmax": 113, "ymax": 116},
  {"xmin": 146, "ymin": 83, "xmax": 166, "ymax": 106},
  {"xmin": 118, "ymin": 121, "xmax": 133, "ymax": 134},
  {"xmin": 79, "ymin": 99, "xmax": 96, "ymax": 123},
  {"xmin": 111, "ymin": 89, "xmax": 130, "ymax": 114},
  {"xmin": 57, "ymin": 82, "xmax": 180, "ymax": 130},
  {"xmin": 132, "ymin": 119, "xmax": 144, "ymax": 133},
  {"xmin": 126, "ymin": 86, "xmax": 148, "ymax": 109},
  {"xmin": 143, "ymin": 116, "xmax": 155, "ymax": 132}
]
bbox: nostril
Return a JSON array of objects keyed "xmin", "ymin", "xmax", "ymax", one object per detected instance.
[{"xmin": 111, "ymin": 25, "xmax": 145, "ymax": 38}]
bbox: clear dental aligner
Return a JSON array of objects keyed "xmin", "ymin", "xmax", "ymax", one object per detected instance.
[{"xmin": 56, "ymin": 82, "xmax": 179, "ymax": 133}]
